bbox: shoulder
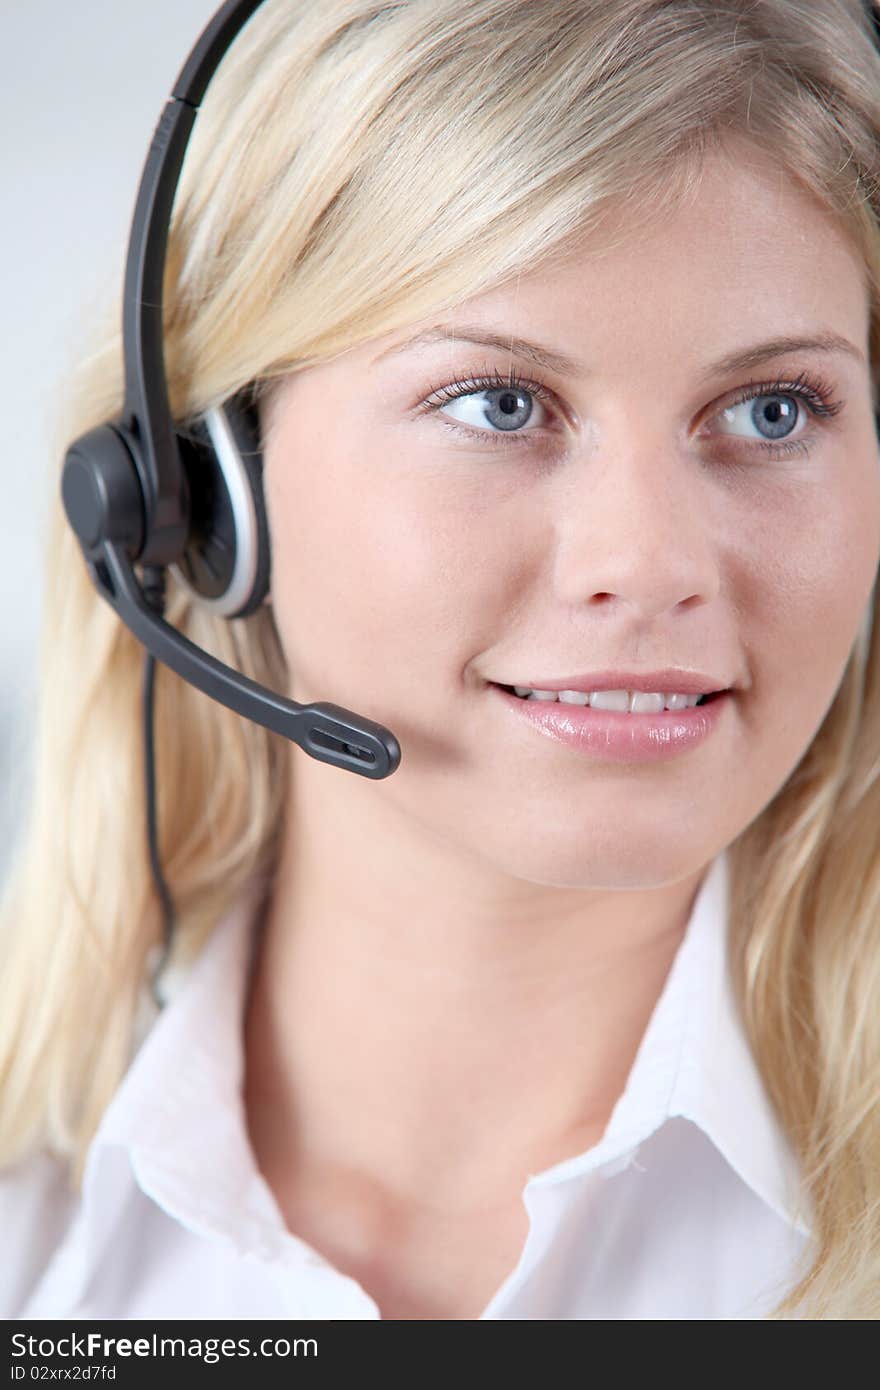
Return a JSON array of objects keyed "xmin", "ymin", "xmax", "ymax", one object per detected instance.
[{"xmin": 0, "ymin": 1149, "xmax": 81, "ymax": 1318}]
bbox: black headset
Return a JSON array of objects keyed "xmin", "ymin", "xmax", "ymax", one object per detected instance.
[{"xmin": 60, "ymin": 0, "xmax": 880, "ymax": 1008}]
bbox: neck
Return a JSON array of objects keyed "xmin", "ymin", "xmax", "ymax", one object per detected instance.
[{"xmin": 242, "ymin": 759, "xmax": 708, "ymax": 1215}]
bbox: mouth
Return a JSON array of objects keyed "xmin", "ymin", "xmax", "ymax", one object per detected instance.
[
  {"xmin": 486, "ymin": 681, "xmax": 733, "ymax": 762},
  {"xmin": 491, "ymin": 683, "xmax": 728, "ymax": 707}
]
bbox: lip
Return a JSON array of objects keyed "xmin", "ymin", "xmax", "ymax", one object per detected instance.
[
  {"xmin": 494, "ymin": 670, "xmax": 732, "ymax": 695},
  {"xmin": 488, "ymin": 682, "xmax": 733, "ymax": 763}
]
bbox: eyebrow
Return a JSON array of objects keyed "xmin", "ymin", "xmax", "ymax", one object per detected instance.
[{"xmin": 374, "ymin": 321, "xmax": 866, "ymax": 380}]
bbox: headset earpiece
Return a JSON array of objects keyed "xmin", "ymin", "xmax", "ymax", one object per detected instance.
[
  {"xmin": 62, "ymin": 420, "xmax": 152, "ymax": 587},
  {"xmin": 170, "ymin": 392, "xmax": 271, "ymax": 618},
  {"xmin": 61, "ymin": 394, "xmax": 271, "ymax": 621}
]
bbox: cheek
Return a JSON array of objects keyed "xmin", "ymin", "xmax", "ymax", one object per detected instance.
[
  {"xmin": 741, "ymin": 470, "xmax": 880, "ymax": 763},
  {"xmin": 263, "ymin": 426, "xmax": 498, "ymax": 704}
]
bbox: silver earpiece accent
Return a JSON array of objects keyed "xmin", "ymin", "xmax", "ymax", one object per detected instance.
[{"xmin": 169, "ymin": 404, "xmax": 260, "ymax": 617}]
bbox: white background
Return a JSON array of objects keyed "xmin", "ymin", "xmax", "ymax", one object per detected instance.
[{"xmin": 0, "ymin": 0, "xmax": 220, "ymax": 878}]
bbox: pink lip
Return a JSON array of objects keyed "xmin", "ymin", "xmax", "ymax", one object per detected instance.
[{"xmin": 489, "ymin": 683, "xmax": 732, "ymax": 763}]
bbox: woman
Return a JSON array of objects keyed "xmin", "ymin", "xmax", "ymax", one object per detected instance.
[{"xmin": 1, "ymin": 0, "xmax": 879, "ymax": 1320}]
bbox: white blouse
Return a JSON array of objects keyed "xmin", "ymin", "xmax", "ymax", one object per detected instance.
[{"xmin": 1, "ymin": 850, "xmax": 813, "ymax": 1319}]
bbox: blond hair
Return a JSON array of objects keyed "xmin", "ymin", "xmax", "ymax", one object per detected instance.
[{"xmin": 1, "ymin": 0, "xmax": 879, "ymax": 1318}]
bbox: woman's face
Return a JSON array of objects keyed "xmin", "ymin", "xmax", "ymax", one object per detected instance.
[{"xmin": 261, "ymin": 141, "xmax": 880, "ymax": 890}]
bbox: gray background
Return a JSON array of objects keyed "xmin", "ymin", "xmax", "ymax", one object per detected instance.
[{"xmin": 0, "ymin": 0, "xmax": 219, "ymax": 881}]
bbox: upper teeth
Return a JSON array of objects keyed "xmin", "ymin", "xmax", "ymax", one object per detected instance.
[{"xmin": 512, "ymin": 688, "xmax": 706, "ymax": 711}]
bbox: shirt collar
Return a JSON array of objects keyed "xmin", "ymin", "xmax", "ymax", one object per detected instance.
[
  {"xmin": 82, "ymin": 872, "xmax": 287, "ymax": 1261},
  {"xmin": 528, "ymin": 851, "xmax": 813, "ymax": 1239},
  {"xmin": 81, "ymin": 848, "xmax": 812, "ymax": 1274}
]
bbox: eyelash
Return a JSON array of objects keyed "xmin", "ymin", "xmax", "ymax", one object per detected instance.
[{"xmin": 416, "ymin": 361, "xmax": 846, "ymax": 461}]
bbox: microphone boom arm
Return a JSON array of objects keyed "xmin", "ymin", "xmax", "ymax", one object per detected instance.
[{"xmin": 92, "ymin": 541, "xmax": 401, "ymax": 779}]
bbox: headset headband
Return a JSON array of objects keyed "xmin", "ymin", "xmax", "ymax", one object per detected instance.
[{"xmin": 123, "ymin": 0, "xmax": 263, "ymax": 571}]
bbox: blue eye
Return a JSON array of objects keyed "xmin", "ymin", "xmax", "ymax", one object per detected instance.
[
  {"xmin": 419, "ymin": 367, "xmax": 556, "ymax": 446},
  {"xmin": 725, "ymin": 394, "xmax": 801, "ymax": 437},
  {"xmin": 436, "ymin": 382, "xmax": 549, "ymax": 435},
  {"xmin": 711, "ymin": 370, "xmax": 845, "ymax": 460}
]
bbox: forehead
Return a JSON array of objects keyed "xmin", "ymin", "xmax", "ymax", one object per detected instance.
[
  {"xmin": 353, "ymin": 138, "xmax": 867, "ymax": 391},
  {"xmin": 266, "ymin": 138, "xmax": 872, "ymax": 414},
  {"xmin": 459, "ymin": 141, "xmax": 869, "ymax": 350}
]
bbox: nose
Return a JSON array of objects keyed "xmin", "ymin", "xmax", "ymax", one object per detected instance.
[{"xmin": 551, "ymin": 433, "xmax": 722, "ymax": 619}]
